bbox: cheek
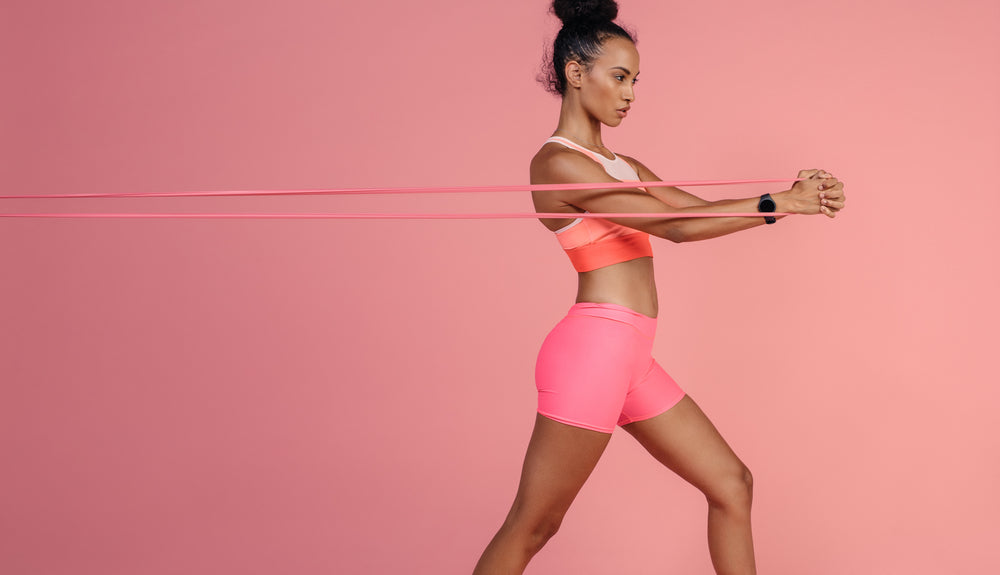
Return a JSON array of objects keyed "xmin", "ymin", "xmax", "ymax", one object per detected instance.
[
  {"xmin": 597, "ymin": 81, "xmax": 617, "ymax": 101},
  {"xmin": 582, "ymin": 80, "xmax": 617, "ymax": 111},
  {"xmin": 606, "ymin": 84, "xmax": 623, "ymax": 104}
]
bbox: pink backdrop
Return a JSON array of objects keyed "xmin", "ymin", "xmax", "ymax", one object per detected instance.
[{"xmin": 2, "ymin": 1, "xmax": 998, "ymax": 573}]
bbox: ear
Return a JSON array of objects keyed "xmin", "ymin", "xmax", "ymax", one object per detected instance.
[{"xmin": 564, "ymin": 60, "xmax": 584, "ymax": 89}]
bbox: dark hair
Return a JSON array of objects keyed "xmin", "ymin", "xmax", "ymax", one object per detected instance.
[{"xmin": 540, "ymin": 0, "xmax": 636, "ymax": 96}]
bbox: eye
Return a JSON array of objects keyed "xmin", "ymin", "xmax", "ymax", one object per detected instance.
[
  {"xmin": 632, "ymin": 78, "xmax": 639, "ymax": 85},
  {"xmin": 615, "ymin": 75, "xmax": 625, "ymax": 81}
]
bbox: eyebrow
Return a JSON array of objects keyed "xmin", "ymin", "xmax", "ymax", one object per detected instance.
[{"xmin": 610, "ymin": 66, "xmax": 639, "ymax": 76}]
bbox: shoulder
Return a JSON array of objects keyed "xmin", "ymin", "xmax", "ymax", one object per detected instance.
[{"xmin": 531, "ymin": 142, "xmax": 606, "ymax": 184}]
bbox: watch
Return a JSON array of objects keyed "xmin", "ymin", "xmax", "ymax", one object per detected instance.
[{"xmin": 758, "ymin": 193, "xmax": 776, "ymax": 224}]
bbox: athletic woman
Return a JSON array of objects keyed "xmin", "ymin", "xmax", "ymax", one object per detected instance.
[{"xmin": 473, "ymin": 1, "xmax": 846, "ymax": 573}]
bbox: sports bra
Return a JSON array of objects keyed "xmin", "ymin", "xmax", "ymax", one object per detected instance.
[{"xmin": 544, "ymin": 136, "xmax": 654, "ymax": 272}]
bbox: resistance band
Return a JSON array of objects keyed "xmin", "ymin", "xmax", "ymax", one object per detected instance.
[{"xmin": 0, "ymin": 176, "xmax": 809, "ymax": 219}]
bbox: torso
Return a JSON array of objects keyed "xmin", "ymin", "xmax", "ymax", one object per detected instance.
[{"xmin": 531, "ymin": 140, "xmax": 659, "ymax": 319}]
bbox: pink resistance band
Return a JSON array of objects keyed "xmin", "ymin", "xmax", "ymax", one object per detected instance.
[{"xmin": 0, "ymin": 177, "xmax": 807, "ymax": 219}]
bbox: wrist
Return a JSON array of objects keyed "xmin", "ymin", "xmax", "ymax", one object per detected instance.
[
  {"xmin": 772, "ymin": 190, "xmax": 796, "ymax": 214},
  {"xmin": 756, "ymin": 193, "xmax": 777, "ymax": 224}
]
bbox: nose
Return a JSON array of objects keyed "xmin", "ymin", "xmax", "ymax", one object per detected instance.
[{"xmin": 624, "ymin": 84, "xmax": 635, "ymax": 103}]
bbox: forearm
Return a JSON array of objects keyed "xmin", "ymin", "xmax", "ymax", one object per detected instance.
[
  {"xmin": 662, "ymin": 192, "xmax": 792, "ymax": 243},
  {"xmin": 646, "ymin": 185, "xmax": 712, "ymax": 208}
]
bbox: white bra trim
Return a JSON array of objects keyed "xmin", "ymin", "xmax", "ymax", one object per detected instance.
[
  {"xmin": 545, "ymin": 136, "xmax": 618, "ymax": 162},
  {"xmin": 553, "ymin": 210, "xmax": 588, "ymax": 234}
]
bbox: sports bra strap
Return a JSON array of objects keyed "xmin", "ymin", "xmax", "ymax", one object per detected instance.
[{"xmin": 545, "ymin": 136, "xmax": 617, "ymax": 163}]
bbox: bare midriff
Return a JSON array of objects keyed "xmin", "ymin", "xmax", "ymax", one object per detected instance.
[{"xmin": 574, "ymin": 255, "xmax": 658, "ymax": 318}]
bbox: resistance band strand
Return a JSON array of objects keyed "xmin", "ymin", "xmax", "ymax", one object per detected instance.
[
  {"xmin": 0, "ymin": 177, "xmax": 828, "ymax": 218},
  {"xmin": 0, "ymin": 212, "xmax": 791, "ymax": 219},
  {"xmin": 0, "ymin": 177, "xmax": 808, "ymax": 200}
]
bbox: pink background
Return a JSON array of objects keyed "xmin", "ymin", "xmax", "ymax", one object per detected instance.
[{"xmin": 2, "ymin": 1, "xmax": 998, "ymax": 573}]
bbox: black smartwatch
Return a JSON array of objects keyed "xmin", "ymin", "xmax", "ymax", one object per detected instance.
[{"xmin": 757, "ymin": 193, "xmax": 776, "ymax": 224}]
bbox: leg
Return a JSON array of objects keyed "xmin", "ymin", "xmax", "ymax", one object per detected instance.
[
  {"xmin": 622, "ymin": 395, "xmax": 756, "ymax": 575},
  {"xmin": 474, "ymin": 305, "xmax": 639, "ymax": 573},
  {"xmin": 472, "ymin": 413, "xmax": 612, "ymax": 575}
]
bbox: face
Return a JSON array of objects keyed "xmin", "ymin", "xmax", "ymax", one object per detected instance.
[{"xmin": 569, "ymin": 36, "xmax": 640, "ymax": 127}]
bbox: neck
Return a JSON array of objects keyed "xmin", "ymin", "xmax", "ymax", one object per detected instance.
[{"xmin": 553, "ymin": 92, "xmax": 604, "ymax": 149}]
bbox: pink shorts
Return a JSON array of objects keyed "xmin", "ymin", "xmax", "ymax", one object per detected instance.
[{"xmin": 535, "ymin": 302, "xmax": 686, "ymax": 433}]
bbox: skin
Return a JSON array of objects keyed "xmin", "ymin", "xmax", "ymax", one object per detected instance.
[{"xmin": 472, "ymin": 35, "xmax": 846, "ymax": 575}]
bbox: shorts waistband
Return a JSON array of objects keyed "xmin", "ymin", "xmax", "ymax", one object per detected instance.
[{"xmin": 566, "ymin": 302, "xmax": 657, "ymax": 338}]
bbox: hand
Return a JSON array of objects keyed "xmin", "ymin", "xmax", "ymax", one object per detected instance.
[
  {"xmin": 815, "ymin": 171, "xmax": 846, "ymax": 218},
  {"xmin": 775, "ymin": 169, "xmax": 846, "ymax": 217}
]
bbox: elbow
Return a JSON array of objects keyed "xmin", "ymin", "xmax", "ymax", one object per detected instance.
[{"xmin": 661, "ymin": 221, "xmax": 687, "ymax": 243}]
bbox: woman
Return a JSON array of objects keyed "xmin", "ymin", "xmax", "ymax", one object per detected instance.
[{"xmin": 473, "ymin": 1, "xmax": 846, "ymax": 574}]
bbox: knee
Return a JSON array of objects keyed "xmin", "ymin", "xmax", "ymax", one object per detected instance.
[
  {"xmin": 705, "ymin": 465, "xmax": 753, "ymax": 511},
  {"xmin": 522, "ymin": 511, "xmax": 564, "ymax": 555},
  {"xmin": 505, "ymin": 509, "xmax": 564, "ymax": 556},
  {"xmin": 529, "ymin": 513, "xmax": 563, "ymax": 552}
]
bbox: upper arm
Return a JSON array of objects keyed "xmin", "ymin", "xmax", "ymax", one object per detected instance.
[
  {"xmin": 619, "ymin": 154, "xmax": 711, "ymax": 208},
  {"xmin": 530, "ymin": 148, "xmax": 679, "ymax": 239}
]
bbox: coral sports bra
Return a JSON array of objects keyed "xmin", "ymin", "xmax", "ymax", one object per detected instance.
[{"xmin": 544, "ymin": 136, "xmax": 655, "ymax": 273}]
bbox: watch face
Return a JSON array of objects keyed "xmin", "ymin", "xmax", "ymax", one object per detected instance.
[{"xmin": 759, "ymin": 198, "xmax": 776, "ymax": 212}]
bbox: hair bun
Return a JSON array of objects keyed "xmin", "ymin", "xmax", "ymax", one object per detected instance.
[{"xmin": 552, "ymin": 0, "xmax": 619, "ymax": 25}]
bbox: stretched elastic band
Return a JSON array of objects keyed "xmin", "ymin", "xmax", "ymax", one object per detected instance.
[
  {"xmin": 0, "ymin": 177, "xmax": 806, "ymax": 200},
  {"xmin": 0, "ymin": 177, "xmax": 814, "ymax": 219},
  {"xmin": 0, "ymin": 212, "xmax": 791, "ymax": 219}
]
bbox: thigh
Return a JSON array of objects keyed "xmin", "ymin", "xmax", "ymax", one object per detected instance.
[
  {"xmin": 621, "ymin": 395, "xmax": 748, "ymax": 497},
  {"xmin": 618, "ymin": 357, "xmax": 686, "ymax": 427},
  {"xmin": 505, "ymin": 413, "xmax": 613, "ymax": 525}
]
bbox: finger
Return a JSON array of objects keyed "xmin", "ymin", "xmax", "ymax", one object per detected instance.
[
  {"xmin": 820, "ymin": 205, "xmax": 836, "ymax": 218},
  {"xmin": 822, "ymin": 199, "xmax": 845, "ymax": 210},
  {"xmin": 823, "ymin": 186, "xmax": 845, "ymax": 201},
  {"xmin": 820, "ymin": 186, "xmax": 844, "ymax": 198},
  {"xmin": 817, "ymin": 178, "xmax": 839, "ymax": 192}
]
